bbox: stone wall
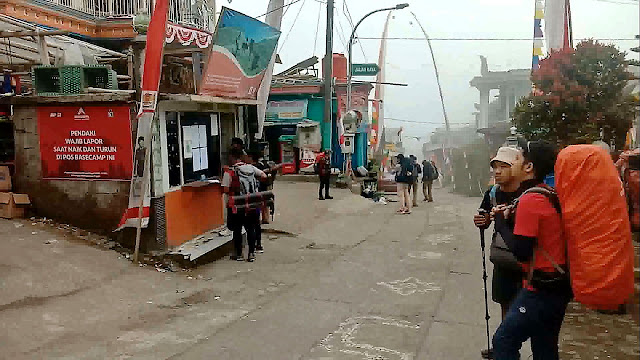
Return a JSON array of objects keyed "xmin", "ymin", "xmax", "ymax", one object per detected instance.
[{"xmin": 12, "ymin": 98, "xmax": 135, "ymax": 233}]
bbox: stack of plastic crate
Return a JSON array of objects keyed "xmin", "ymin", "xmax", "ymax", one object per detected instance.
[{"xmin": 32, "ymin": 65, "xmax": 118, "ymax": 95}]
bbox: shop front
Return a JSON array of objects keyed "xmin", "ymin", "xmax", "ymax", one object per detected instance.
[
  {"xmin": 264, "ymin": 98, "xmax": 323, "ymax": 174},
  {"xmin": 151, "ymin": 95, "xmax": 255, "ymax": 248}
]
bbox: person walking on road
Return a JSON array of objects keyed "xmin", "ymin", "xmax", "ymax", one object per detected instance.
[
  {"xmin": 421, "ymin": 159, "xmax": 438, "ymax": 202},
  {"xmin": 394, "ymin": 154, "xmax": 413, "ymax": 214},
  {"xmin": 492, "ymin": 140, "xmax": 571, "ymax": 360},
  {"xmin": 473, "ymin": 146, "xmax": 525, "ymax": 359},
  {"xmin": 316, "ymin": 149, "xmax": 333, "ymax": 200},
  {"xmin": 409, "ymin": 155, "xmax": 421, "ymax": 207}
]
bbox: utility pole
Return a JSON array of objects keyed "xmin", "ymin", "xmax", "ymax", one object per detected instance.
[{"xmin": 323, "ymin": 0, "xmax": 334, "ymax": 151}]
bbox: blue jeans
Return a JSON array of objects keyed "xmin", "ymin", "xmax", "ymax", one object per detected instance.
[{"xmin": 492, "ymin": 289, "xmax": 570, "ymax": 360}]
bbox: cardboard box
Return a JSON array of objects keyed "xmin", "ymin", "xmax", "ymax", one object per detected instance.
[
  {"xmin": 0, "ymin": 192, "xmax": 31, "ymax": 219},
  {"xmin": 0, "ymin": 166, "xmax": 10, "ymax": 192}
]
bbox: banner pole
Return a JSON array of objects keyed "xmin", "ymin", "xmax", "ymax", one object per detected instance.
[{"xmin": 133, "ymin": 127, "xmax": 153, "ymax": 263}]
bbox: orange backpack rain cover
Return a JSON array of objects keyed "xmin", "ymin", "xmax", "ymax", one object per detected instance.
[{"xmin": 555, "ymin": 145, "xmax": 634, "ymax": 310}]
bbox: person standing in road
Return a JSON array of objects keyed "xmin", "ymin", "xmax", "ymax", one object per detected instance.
[
  {"xmin": 394, "ymin": 154, "xmax": 412, "ymax": 214},
  {"xmin": 421, "ymin": 159, "xmax": 436, "ymax": 202},
  {"xmin": 409, "ymin": 155, "xmax": 421, "ymax": 207},
  {"xmin": 473, "ymin": 146, "xmax": 525, "ymax": 359},
  {"xmin": 222, "ymin": 148, "xmax": 268, "ymax": 262},
  {"xmin": 316, "ymin": 149, "xmax": 333, "ymax": 200},
  {"xmin": 492, "ymin": 140, "xmax": 571, "ymax": 360},
  {"xmin": 252, "ymin": 149, "xmax": 282, "ymax": 225}
]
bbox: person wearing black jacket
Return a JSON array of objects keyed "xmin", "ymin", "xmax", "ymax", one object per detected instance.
[
  {"xmin": 473, "ymin": 146, "xmax": 525, "ymax": 360},
  {"xmin": 492, "ymin": 140, "xmax": 571, "ymax": 360}
]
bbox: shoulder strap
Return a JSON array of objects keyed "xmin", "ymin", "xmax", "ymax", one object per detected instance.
[
  {"xmin": 490, "ymin": 184, "xmax": 499, "ymax": 207},
  {"xmin": 522, "ymin": 185, "xmax": 562, "ymax": 216},
  {"xmin": 519, "ymin": 185, "xmax": 566, "ymax": 277}
]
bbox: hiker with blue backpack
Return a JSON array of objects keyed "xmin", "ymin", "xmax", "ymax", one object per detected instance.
[
  {"xmin": 394, "ymin": 154, "xmax": 413, "ymax": 214},
  {"xmin": 222, "ymin": 148, "xmax": 268, "ymax": 262}
]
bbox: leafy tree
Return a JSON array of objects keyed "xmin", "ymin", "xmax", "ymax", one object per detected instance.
[{"xmin": 513, "ymin": 40, "xmax": 636, "ymax": 148}]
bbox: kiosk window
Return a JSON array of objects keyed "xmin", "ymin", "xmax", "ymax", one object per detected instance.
[
  {"xmin": 165, "ymin": 112, "xmax": 221, "ymax": 187},
  {"xmin": 166, "ymin": 112, "xmax": 182, "ymax": 187}
]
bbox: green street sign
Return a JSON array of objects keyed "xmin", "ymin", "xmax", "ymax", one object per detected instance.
[{"xmin": 351, "ymin": 63, "xmax": 380, "ymax": 76}]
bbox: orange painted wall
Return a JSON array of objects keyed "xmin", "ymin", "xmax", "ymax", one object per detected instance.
[
  {"xmin": 164, "ymin": 184, "xmax": 224, "ymax": 247},
  {"xmin": 1, "ymin": 0, "xmax": 137, "ymax": 39}
]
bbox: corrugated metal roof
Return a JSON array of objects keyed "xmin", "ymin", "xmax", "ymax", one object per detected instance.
[{"xmin": 0, "ymin": 14, "xmax": 125, "ymax": 65}]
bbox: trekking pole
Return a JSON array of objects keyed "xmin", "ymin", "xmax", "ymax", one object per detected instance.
[{"xmin": 478, "ymin": 209, "xmax": 492, "ymax": 357}]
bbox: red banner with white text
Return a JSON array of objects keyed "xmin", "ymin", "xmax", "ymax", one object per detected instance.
[{"xmin": 38, "ymin": 105, "xmax": 133, "ymax": 180}]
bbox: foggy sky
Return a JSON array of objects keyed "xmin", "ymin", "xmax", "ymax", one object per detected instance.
[{"xmin": 216, "ymin": 0, "xmax": 639, "ymax": 156}]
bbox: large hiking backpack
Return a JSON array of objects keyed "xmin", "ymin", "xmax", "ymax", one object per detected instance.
[
  {"xmin": 227, "ymin": 164, "xmax": 273, "ymax": 214},
  {"xmin": 555, "ymin": 145, "xmax": 634, "ymax": 310},
  {"xmin": 395, "ymin": 158, "xmax": 413, "ymax": 183},
  {"xmin": 423, "ymin": 162, "xmax": 435, "ymax": 181},
  {"xmin": 232, "ymin": 164, "xmax": 259, "ymax": 196}
]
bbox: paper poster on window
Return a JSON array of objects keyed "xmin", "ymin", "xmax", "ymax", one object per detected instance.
[
  {"xmin": 198, "ymin": 125, "xmax": 207, "ymax": 148},
  {"xmin": 211, "ymin": 114, "xmax": 219, "ymax": 136},
  {"xmin": 182, "ymin": 125, "xmax": 195, "ymax": 158}
]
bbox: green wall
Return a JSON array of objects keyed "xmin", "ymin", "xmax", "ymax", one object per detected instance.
[{"xmin": 268, "ymin": 94, "xmax": 336, "ymax": 151}]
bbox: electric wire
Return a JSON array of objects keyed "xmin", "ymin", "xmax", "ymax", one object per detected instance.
[
  {"xmin": 334, "ymin": 7, "xmax": 350, "ymax": 53},
  {"xmin": 256, "ymin": 0, "xmax": 303, "ymax": 18},
  {"xmin": 277, "ymin": 0, "xmax": 306, "ymax": 53},
  {"xmin": 357, "ymin": 37, "xmax": 639, "ymax": 41},
  {"xmin": 591, "ymin": 0, "xmax": 639, "ymax": 4},
  {"xmin": 342, "ymin": 0, "xmax": 368, "ymax": 62},
  {"xmin": 312, "ymin": 0, "xmax": 322, "ymax": 57},
  {"xmin": 385, "ymin": 117, "xmax": 471, "ymax": 125}
]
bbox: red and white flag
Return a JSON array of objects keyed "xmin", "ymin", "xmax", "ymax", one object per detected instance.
[{"xmin": 116, "ymin": 0, "xmax": 169, "ymax": 231}]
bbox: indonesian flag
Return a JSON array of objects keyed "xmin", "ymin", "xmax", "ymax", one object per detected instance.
[
  {"xmin": 116, "ymin": 0, "xmax": 168, "ymax": 231},
  {"xmin": 545, "ymin": 0, "xmax": 573, "ymax": 52}
]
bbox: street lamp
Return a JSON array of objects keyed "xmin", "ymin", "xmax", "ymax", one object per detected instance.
[{"xmin": 346, "ymin": 3, "xmax": 409, "ymax": 112}]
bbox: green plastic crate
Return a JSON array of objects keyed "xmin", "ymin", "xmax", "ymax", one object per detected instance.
[
  {"xmin": 33, "ymin": 65, "xmax": 118, "ymax": 95},
  {"xmin": 59, "ymin": 65, "xmax": 85, "ymax": 94},
  {"xmin": 33, "ymin": 66, "xmax": 61, "ymax": 95}
]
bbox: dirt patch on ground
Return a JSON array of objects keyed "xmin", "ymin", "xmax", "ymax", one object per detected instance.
[{"xmin": 559, "ymin": 302, "xmax": 640, "ymax": 360}]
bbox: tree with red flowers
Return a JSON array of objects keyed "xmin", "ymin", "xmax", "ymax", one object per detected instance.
[{"xmin": 513, "ymin": 40, "xmax": 636, "ymax": 148}]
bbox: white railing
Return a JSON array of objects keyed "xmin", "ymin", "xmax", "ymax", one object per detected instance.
[{"xmin": 41, "ymin": 0, "xmax": 212, "ymax": 31}]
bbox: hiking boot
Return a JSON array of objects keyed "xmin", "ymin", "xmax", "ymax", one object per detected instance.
[
  {"xmin": 231, "ymin": 254, "xmax": 244, "ymax": 261},
  {"xmin": 325, "ymin": 195, "xmax": 334, "ymax": 199},
  {"xmin": 319, "ymin": 196, "xmax": 325, "ymax": 200},
  {"xmin": 247, "ymin": 253, "xmax": 256, "ymax": 262},
  {"xmin": 256, "ymin": 245, "xmax": 264, "ymax": 253}
]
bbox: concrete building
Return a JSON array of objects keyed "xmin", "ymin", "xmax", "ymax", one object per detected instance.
[{"xmin": 469, "ymin": 56, "xmax": 531, "ymax": 148}]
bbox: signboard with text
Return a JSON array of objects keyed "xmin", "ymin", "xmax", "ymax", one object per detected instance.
[
  {"xmin": 38, "ymin": 105, "xmax": 133, "ymax": 180},
  {"xmin": 199, "ymin": 7, "xmax": 281, "ymax": 99},
  {"xmin": 265, "ymin": 100, "xmax": 308, "ymax": 122},
  {"xmin": 351, "ymin": 63, "xmax": 380, "ymax": 76}
]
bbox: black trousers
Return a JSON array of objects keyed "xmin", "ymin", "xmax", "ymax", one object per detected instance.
[
  {"xmin": 227, "ymin": 208, "xmax": 259, "ymax": 257},
  {"xmin": 319, "ymin": 176, "xmax": 330, "ymax": 197}
]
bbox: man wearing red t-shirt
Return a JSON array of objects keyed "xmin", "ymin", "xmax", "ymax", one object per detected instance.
[
  {"xmin": 316, "ymin": 150, "xmax": 333, "ymax": 200},
  {"xmin": 492, "ymin": 140, "xmax": 572, "ymax": 360}
]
